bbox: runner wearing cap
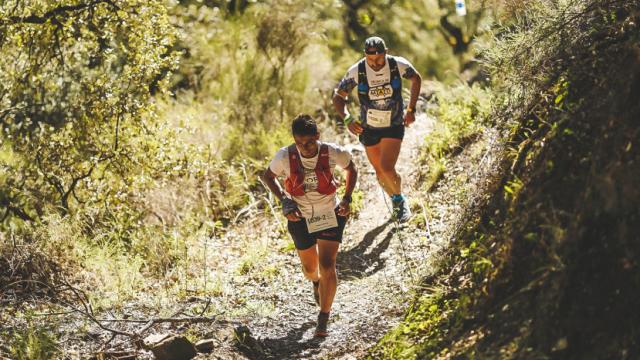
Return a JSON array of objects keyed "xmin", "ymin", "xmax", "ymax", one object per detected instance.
[
  {"xmin": 332, "ymin": 36, "xmax": 421, "ymax": 222},
  {"xmin": 261, "ymin": 114, "xmax": 358, "ymax": 337}
]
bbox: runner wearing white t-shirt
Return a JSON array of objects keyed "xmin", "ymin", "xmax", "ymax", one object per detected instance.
[
  {"xmin": 332, "ymin": 36, "xmax": 422, "ymax": 223},
  {"xmin": 261, "ymin": 114, "xmax": 358, "ymax": 337}
]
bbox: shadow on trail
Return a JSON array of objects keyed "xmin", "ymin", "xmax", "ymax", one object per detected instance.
[
  {"xmin": 246, "ymin": 321, "xmax": 326, "ymax": 359},
  {"xmin": 338, "ymin": 221, "xmax": 397, "ymax": 279}
]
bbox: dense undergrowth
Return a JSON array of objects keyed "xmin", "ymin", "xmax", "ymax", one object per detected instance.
[{"xmin": 375, "ymin": 0, "xmax": 640, "ymax": 359}]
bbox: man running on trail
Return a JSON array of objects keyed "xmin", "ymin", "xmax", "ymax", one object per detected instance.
[
  {"xmin": 332, "ymin": 36, "xmax": 422, "ymax": 223},
  {"xmin": 261, "ymin": 114, "xmax": 358, "ymax": 337}
]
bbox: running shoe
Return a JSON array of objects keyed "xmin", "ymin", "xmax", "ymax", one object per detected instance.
[
  {"xmin": 392, "ymin": 195, "xmax": 412, "ymax": 223},
  {"xmin": 314, "ymin": 311, "xmax": 330, "ymax": 337}
]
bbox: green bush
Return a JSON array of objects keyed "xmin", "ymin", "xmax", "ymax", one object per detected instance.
[{"xmin": 9, "ymin": 325, "xmax": 59, "ymax": 360}]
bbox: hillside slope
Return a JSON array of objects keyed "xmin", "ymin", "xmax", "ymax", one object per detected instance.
[{"xmin": 375, "ymin": 2, "xmax": 640, "ymax": 359}]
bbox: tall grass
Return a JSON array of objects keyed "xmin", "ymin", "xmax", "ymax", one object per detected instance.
[{"xmin": 419, "ymin": 81, "xmax": 491, "ymax": 190}]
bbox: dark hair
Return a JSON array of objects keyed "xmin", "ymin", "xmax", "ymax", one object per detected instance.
[{"xmin": 291, "ymin": 114, "xmax": 318, "ymax": 136}]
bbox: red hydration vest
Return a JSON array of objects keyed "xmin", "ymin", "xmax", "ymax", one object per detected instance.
[{"xmin": 284, "ymin": 143, "xmax": 337, "ymax": 196}]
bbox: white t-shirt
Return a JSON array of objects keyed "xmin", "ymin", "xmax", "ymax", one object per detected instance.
[
  {"xmin": 337, "ymin": 55, "xmax": 417, "ymax": 108},
  {"xmin": 269, "ymin": 142, "xmax": 352, "ymax": 218}
]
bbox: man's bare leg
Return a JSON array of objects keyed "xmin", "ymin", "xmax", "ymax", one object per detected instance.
[
  {"xmin": 364, "ymin": 138, "xmax": 403, "ymax": 196},
  {"xmin": 297, "ymin": 246, "xmax": 319, "ymax": 282},
  {"xmin": 317, "ymin": 239, "xmax": 340, "ymax": 313}
]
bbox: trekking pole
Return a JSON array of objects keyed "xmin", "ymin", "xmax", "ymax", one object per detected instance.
[
  {"xmin": 419, "ymin": 198, "xmax": 433, "ymax": 270},
  {"xmin": 378, "ymin": 185, "xmax": 418, "ymax": 285}
]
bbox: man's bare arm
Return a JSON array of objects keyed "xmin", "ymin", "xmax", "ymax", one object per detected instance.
[
  {"xmin": 332, "ymin": 90, "xmax": 349, "ymax": 120},
  {"xmin": 408, "ymin": 72, "xmax": 422, "ymax": 111},
  {"xmin": 261, "ymin": 168, "xmax": 286, "ymax": 201},
  {"xmin": 333, "ymin": 89, "xmax": 363, "ymax": 135},
  {"xmin": 338, "ymin": 160, "xmax": 358, "ymax": 216},
  {"xmin": 342, "ymin": 160, "xmax": 357, "ymax": 200}
]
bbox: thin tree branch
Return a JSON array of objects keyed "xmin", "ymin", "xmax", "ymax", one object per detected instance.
[
  {"xmin": 0, "ymin": 197, "xmax": 35, "ymax": 222},
  {"xmin": 3, "ymin": 0, "xmax": 120, "ymax": 25},
  {"xmin": 61, "ymin": 166, "xmax": 95, "ymax": 210}
]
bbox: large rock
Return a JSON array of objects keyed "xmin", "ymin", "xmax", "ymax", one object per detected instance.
[
  {"xmin": 194, "ymin": 338, "xmax": 215, "ymax": 353},
  {"xmin": 146, "ymin": 334, "xmax": 197, "ymax": 360}
]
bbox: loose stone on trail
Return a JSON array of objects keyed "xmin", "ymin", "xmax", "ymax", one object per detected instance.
[
  {"xmin": 145, "ymin": 334, "xmax": 198, "ymax": 360},
  {"xmin": 195, "ymin": 338, "xmax": 216, "ymax": 353}
]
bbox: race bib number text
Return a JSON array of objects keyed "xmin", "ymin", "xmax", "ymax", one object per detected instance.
[
  {"xmin": 306, "ymin": 208, "xmax": 338, "ymax": 233},
  {"xmin": 366, "ymin": 108, "xmax": 392, "ymax": 128}
]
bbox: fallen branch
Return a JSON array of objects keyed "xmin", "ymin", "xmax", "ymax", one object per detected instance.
[
  {"xmin": 97, "ymin": 315, "xmax": 221, "ymax": 325},
  {"xmin": 136, "ymin": 316, "xmax": 221, "ymax": 333},
  {"xmin": 232, "ymin": 199, "xmax": 262, "ymax": 224},
  {"xmin": 3, "ymin": 279, "xmax": 225, "ymax": 345}
]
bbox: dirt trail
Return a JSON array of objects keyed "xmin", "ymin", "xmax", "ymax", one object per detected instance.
[
  {"xmin": 225, "ymin": 115, "xmax": 452, "ymax": 359},
  {"xmin": 62, "ymin": 112, "xmax": 495, "ymax": 359},
  {"xmin": 9, "ymin": 112, "xmax": 499, "ymax": 359}
]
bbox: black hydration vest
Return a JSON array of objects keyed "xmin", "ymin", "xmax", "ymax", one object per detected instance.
[{"xmin": 356, "ymin": 56, "xmax": 404, "ymax": 128}]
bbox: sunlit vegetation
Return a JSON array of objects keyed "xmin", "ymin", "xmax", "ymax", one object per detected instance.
[
  {"xmin": 1, "ymin": 0, "xmax": 495, "ymax": 354},
  {"xmin": 418, "ymin": 81, "xmax": 491, "ymax": 191},
  {"xmin": 1, "ymin": 0, "xmax": 484, "ymax": 296},
  {"xmin": 6, "ymin": 0, "xmax": 632, "ymax": 358}
]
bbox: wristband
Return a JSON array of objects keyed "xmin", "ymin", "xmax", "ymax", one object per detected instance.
[
  {"xmin": 343, "ymin": 114, "xmax": 354, "ymax": 125},
  {"xmin": 342, "ymin": 194, "xmax": 352, "ymax": 203},
  {"xmin": 406, "ymin": 106, "xmax": 415, "ymax": 114}
]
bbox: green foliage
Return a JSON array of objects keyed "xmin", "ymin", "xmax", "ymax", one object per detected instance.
[
  {"xmin": 365, "ymin": 0, "xmax": 462, "ymax": 81},
  {"xmin": 423, "ymin": 157, "xmax": 446, "ymax": 191},
  {"xmin": 165, "ymin": 2, "xmax": 324, "ymax": 160},
  {"xmin": 372, "ymin": 227, "xmax": 501, "ymax": 358},
  {"xmin": 481, "ymin": 0, "xmax": 619, "ymax": 125},
  {"xmin": 8, "ymin": 323, "xmax": 59, "ymax": 360},
  {"xmin": 374, "ymin": 288, "xmax": 475, "ymax": 360},
  {"xmin": 503, "ymin": 176, "xmax": 523, "ymax": 205},
  {"xmin": 236, "ymin": 245, "xmax": 269, "ymax": 278},
  {"xmin": 337, "ymin": 187, "xmax": 365, "ymax": 217},
  {"xmin": 336, "ymin": 0, "xmax": 498, "ymax": 82},
  {"xmin": 1, "ymin": 0, "xmax": 179, "ymax": 225},
  {"xmin": 279, "ymin": 241, "xmax": 297, "ymax": 253},
  {"xmin": 0, "ymin": 1, "xmax": 498, "ymax": 350}
]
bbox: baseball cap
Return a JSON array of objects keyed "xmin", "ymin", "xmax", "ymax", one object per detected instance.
[{"xmin": 364, "ymin": 36, "xmax": 386, "ymax": 54}]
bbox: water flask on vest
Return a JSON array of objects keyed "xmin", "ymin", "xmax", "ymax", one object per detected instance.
[{"xmin": 455, "ymin": 0, "xmax": 467, "ymax": 16}]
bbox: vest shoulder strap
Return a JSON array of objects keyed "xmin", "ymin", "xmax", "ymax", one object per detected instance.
[
  {"xmin": 357, "ymin": 59, "xmax": 367, "ymax": 90},
  {"xmin": 287, "ymin": 144, "xmax": 303, "ymax": 174},
  {"xmin": 388, "ymin": 56, "xmax": 400, "ymax": 80},
  {"xmin": 317, "ymin": 143, "xmax": 330, "ymax": 170},
  {"xmin": 358, "ymin": 57, "xmax": 399, "ymax": 89},
  {"xmin": 288, "ymin": 144, "xmax": 330, "ymax": 172}
]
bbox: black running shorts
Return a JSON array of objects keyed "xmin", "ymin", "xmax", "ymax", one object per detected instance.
[
  {"xmin": 287, "ymin": 209, "xmax": 347, "ymax": 250},
  {"xmin": 359, "ymin": 124, "xmax": 405, "ymax": 146}
]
